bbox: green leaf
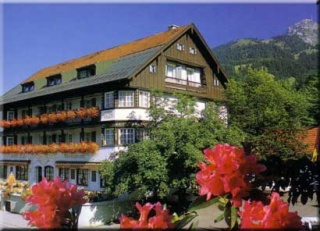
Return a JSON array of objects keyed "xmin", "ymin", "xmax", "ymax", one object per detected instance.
[
  {"xmin": 224, "ymin": 203, "xmax": 238, "ymax": 229},
  {"xmin": 214, "ymin": 212, "xmax": 224, "ymax": 223},
  {"xmin": 174, "ymin": 212, "xmax": 198, "ymax": 229},
  {"xmin": 188, "ymin": 196, "xmax": 220, "ymax": 212},
  {"xmin": 188, "ymin": 220, "xmax": 199, "ymax": 231}
]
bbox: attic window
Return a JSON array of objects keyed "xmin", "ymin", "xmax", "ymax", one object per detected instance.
[
  {"xmin": 189, "ymin": 47, "xmax": 197, "ymax": 55},
  {"xmin": 149, "ymin": 65, "xmax": 157, "ymax": 73},
  {"xmin": 47, "ymin": 74, "xmax": 62, "ymax": 86},
  {"xmin": 22, "ymin": 82, "xmax": 34, "ymax": 93},
  {"xmin": 176, "ymin": 43, "xmax": 185, "ymax": 51},
  {"xmin": 213, "ymin": 78, "xmax": 220, "ymax": 86},
  {"xmin": 77, "ymin": 65, "xmax": 96, "ymax": 79}
]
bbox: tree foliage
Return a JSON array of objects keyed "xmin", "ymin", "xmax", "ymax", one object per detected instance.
[
  {"xmin": 225, "ymin": 68, "xmax": 311, "ymax": 160},
  {"xmin": 99, "ymin": 92, "xmax": 244, "ymax": 199}
]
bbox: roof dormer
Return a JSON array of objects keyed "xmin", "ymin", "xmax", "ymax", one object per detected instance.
[
  {"xmin": 22, "ymin": 82, "xmax": 35, "ymax": 93},
  {"xmin": 47, "ymin": 74, "xmax": 62, "ymax": 87}
]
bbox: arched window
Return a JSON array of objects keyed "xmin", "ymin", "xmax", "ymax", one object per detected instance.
[{"xmin": 44, "ymin": 166, "xmax": 54, "ymax": 181}]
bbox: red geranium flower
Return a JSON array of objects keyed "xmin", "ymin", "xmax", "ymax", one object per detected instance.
[
  {"xmin": 196, "ymin": 144, "xmax": 266, "ymax": 207},
  {"xmin": 239, "ymin": 192, "xmax": 303, "ymax": 229},
  {"xmin": 120, "ymin": 202, "xmax": 174, "ymax": 229}
]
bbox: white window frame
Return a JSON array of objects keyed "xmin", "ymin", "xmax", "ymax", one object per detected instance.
[
  {"xmin": 118, "ymin": 128, "xmax": 135, "ymax": 145},
  {"xmin": 214, "ymin": 78, "xmax": 220, "ymax": 86},
  {"xmin": 189, "ymin": 47, "xmax": 197, "ymax": 54},
  {"xmin": 139, "ymin": 91, "xmax": 150, "ymax": 108},
  {"xmin": 166, "ymin": 63, "xmax": 176, "ymax": 78},
  {"xmin": 104, "ymin": 92, "xmax": 114, "ymax": 108},
  {"xmin": 104, "ymin": 129, "xmax": 115, "ymax": 146},
  {"xmin": 176, "ymin": 43, "xmax": 185, "ymax": 51},
  {"xmin": 149, "ymin": 65, "xmax": 157, "ymax": 73},
  {"xmin": 118, "ymin": 91, "xmax": 134, "ymax": 107},
  {"xmin": 6, "ymin": 137, "xmax": 14, "ymax": 146},
  {"xmin": 7, "ymin": 111, "xmax": 15, "ymax": 120}
]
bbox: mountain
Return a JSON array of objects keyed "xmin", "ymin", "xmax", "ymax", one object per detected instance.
[{"xmin": 213, "ymin": 19, "xmax": 319, "ymax": 82}]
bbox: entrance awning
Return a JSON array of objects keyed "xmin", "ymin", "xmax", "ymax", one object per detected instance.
[{"xmin": 55, "ymin": 161, "xmax": 101, "ymax": 170}]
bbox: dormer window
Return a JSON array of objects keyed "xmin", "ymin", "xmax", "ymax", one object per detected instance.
[
  {"xmin": 22, "ymin": 82, "xmax": 34, "ymax": 93},
  {"xmin": 77, "ymin": 65, "xmax": 96, "ymax": 79},
  {"xmin": 47, "ymin": 74, "xmax": 62, "ymax": 86}
]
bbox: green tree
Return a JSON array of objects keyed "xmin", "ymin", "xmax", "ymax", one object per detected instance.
[
  {"xmin": 225, "ymin": 68, "xmax": 311, "ymax": 160},
  {"xmin": 99, "ymin": 92, "xmax": 244, "ymax": 199}
]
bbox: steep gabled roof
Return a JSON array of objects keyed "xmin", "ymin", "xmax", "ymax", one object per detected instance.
[
  {"xmin": 1, "ymin": 23, "xmax": 228, "ymax": 105},
  {"xmin": 23, "ymin": 25, "xmax": 189, "ymax": 83}
]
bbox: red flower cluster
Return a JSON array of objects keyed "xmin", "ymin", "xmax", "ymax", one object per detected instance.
[
  {"xmin": 120, "ymin": 202, "xmax": 174, "ymax": 229},
  {"xmin": 196, "ymin": 144, "xmax": 266, "ymax": 207},
  {"xmin": 0, "ymin": 142, "xmax": 99, "ymax": 154},
  {"xmin": 239, "ymin": 192, "xmax": 303, "ymax": 229},
  {"xmin": 23, "ymin": 177, "xmax": 86, "ymax": 229}
]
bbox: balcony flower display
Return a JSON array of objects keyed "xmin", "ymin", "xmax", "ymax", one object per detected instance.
[
  {"xmin": 56, "ymin": 111, "xmax": 67, "ymax": 122},
  {"xmin": 66, "ymin": 110, "xmax": 76, "ymax": 120},
  {"xmin": 23, "ymin": 116, "xmax": 33, "ymax": 125},
  {"xmin": 9, "ymin": 119, "xmax": 18, "ymax": 127},
  {"xmin": 48, "ymin": 113, "xmax": 57, "ymax": 123},
  {"xmin": 0, "ymin": 142, "xmax": 99, "ymax": 154},
  {"xmin": 40, "ymin": 114, "xmax": 49, "ymax": 124},
  {"xmin": 29, "ymin": 116, "xmax": 40, "ymax": 126},
  {"xmin": 75, "ymin": 108, "xmax": 88, "ymax": 119},
  {"xmin": 86, "ymin": 107, "xmax": 99, "ymax": 118},
  {"xmin": 23, "ymin": 177, "xmax": 86, "ymax": 229},
  {"xmin": 16, "ymin": 118, "xmax": 24, "ymax": 126}
]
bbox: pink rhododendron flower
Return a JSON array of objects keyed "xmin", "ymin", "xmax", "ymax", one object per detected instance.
[
  {"xmin": 120, "ymin": 202, "xmax": 174, "ymax": 229},
  {"xmin": 23, "ymin": 177, "xmax": 86, "ymax": 229},
  {"xmin": 239, "ymin": 192, "xmax": 303, "ymax": 229},
  {"xmin": 196, "ymin": 144, "xmax": 266, "ymax": 207}
]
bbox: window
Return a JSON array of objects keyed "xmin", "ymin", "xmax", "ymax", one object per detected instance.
[
  {"xmin": 59, "ymin": 168, "xmax": 69, "ymax": 181},
  {"xmin": 91, "ymin": 171, "xmax": 97, "ymax": 182},
  {"xmin": 6, "ymin": 137, "xmax": 14, "ymax": 146},
  {"xmin": 214, "ymin": 78, "xmax": 220, "ymax": 86},
  {"xmin": 85, "ymin": 98, "xmax": 96, "ymax": 108},
  {"xmin": 7, "ymin": 111, "xmax": 15, "ymax": 120},
  {"xmin": 22, "ymin": 82, "xmax": 34, "ymax": 93},
  {"xmin": 21, "ymin": 136, "xmax": 28, "ymax": 145},
  {"xmin": 85, "ymin": 131, "xmax": 96, "ymax": 142},
  {"xmin": 139, "ymin": 91, "xmax": 150, "ymax": 108},
  {"xmin": 44, "ymin": 166, "xmax": 54, "ymax": 181},
  {"xmin": 47, "ymin": 75, "xmax": 62, "ymax": 86},
  {"xmin": 176, "ymin": 43, "xmax": 185, "ymax": 51},
  {"xmin": 166, "ymin": 63, "xmax": 175, "ymax": 78},
  {"xmin": 119, "ymin": 128, "xmax": 135, "ymax": 145},
  {"xmin": 118, "ymin": 91, "xmax": 134, "ymax": 107},
  {"xmin": 0, "ymin": 165, "xmax": 7, "ymax": 179},
  {"xmin": 104, "ymin": 129, "xmax": 114, "ymax": 146},
  {"xmin": 104, "ymin": 92, "xmax": 114, "ymax": 108},
  {"xmin": 21, "ymin": 109, "xmax": 30, "ymax": 117},
  {"xmin": 136, "ymin": 128, "xmax": 149, "ymax": 142},
  {"xmin": 65, "ymin": 102, "xmax": 72, "ymax": 110},
  {"xmin": 71, "ymin": 169, "xmax": 76, "ymax": 180},
  {"xmin": 77, "ymin": 66, "xmax": 96, "ymax": 79},
  {"xmin": 77, "ymin": 169, "xmax": 88, "ymax": 186},
  {"xmin": 189, "ymin": 47, "xmax": 197, "ymax": 54},
  {"xmin": 149, "ymin": 65, "xmax": 157, "ymax": 73},
  {"xmin": 16, "ymin": 166, "xmax": 28, "ymax": 181},
  {"xmin": 67, "ymin": 134, "xmax": 73, "ymax": 143}
]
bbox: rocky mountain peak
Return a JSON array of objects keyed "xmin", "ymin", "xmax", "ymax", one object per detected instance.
[{"xmin": 287, "ymin": 19, "xmax": 318, "ymax": 46}]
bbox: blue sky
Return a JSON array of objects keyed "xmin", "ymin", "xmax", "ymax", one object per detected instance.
[{"xmin": 1, "ymin": 2, "xmax": 317, "ymax": 95}]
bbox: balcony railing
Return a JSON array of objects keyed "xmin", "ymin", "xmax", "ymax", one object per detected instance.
[{"xmin": 165, "ymin": 77, "xmax": 207, "ymax": 94}]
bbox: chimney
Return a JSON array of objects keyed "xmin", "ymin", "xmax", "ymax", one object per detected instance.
[{"xmin": 168, "ymin": 24, "xmax": 180, "ymax": 30}]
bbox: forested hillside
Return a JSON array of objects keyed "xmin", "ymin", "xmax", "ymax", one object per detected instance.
[{"xmin": 213, "ymin": 19, "xmax": 318, "ymax": 84}]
